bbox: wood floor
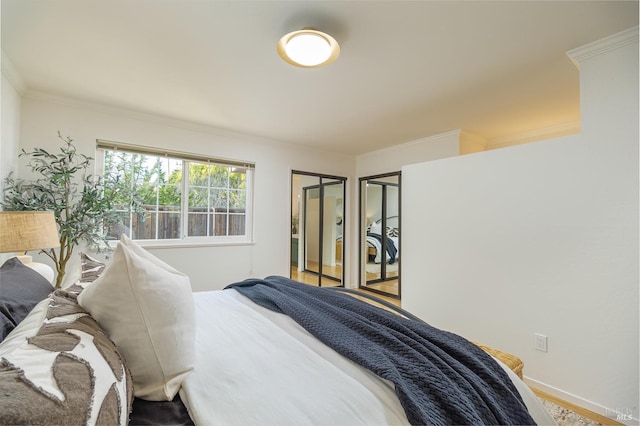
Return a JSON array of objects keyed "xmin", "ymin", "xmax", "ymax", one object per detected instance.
[
  {"xmin": 290, "ymin": 266, "xmax": 400, "ymax": 307},
  {"xmin": 362, "ymin": 279, "xmax": 399, "ymax": 297},
  {"xmin": 290, "ymin": 264, "xmax": 342, "ymax": 287}
]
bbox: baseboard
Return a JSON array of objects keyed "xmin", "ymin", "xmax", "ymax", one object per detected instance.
[{"xmin": 525, "ymin": 377, "xmax": 638, "ymax": 425}]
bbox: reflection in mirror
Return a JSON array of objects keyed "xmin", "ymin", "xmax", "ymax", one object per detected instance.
[
  {"xmin": 291, "ymin": 171, "xmax": 345, "ymax": 287},
  {"xmin": 359, "ymin": 172, "xmax": 400, "ymax": 298}
]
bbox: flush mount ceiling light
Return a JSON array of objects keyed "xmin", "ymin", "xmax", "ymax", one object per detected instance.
[{"xmin": 277, "ymin": 28, "xmax": 340, "ymax": 68}]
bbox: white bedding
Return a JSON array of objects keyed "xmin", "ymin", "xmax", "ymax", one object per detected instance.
[
  {"xmin": 367, "ymin": 234, "xmax": 399, "ymax": 263},
  {"xmin": 180, "ymin": 289, "xmax": 555, "ymax": 425}
]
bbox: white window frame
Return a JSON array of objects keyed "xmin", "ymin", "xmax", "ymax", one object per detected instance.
[{"xmin": 96, "ymin": 140, "xmax": 255, "ymax": 248}]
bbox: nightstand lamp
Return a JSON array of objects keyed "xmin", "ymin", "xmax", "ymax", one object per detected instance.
[{"xmin": 0, "ymin": 211, "xmax": 60, "ymax": 284}]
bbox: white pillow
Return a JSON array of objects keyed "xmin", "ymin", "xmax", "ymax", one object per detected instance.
[
  {"xmin": 369, "ymin": 221, "xmax": 382, "ymax": 235},
  {"xmin": 78, "ymin": 235, "xmax": 195, "ymax": 401}
]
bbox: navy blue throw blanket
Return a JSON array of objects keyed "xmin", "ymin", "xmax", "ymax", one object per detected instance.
[
  {"xmin": 226, "ymin": 276, "xmax": 535, "ymax": 426},
  {"xmin": 367, "ymin": 232, "xmax": 398, "ymax": 264}
]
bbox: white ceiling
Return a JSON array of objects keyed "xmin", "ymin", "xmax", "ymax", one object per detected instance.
[{"xmin": 2, "ymin": 1, "xmax": 638, "ymax": 155}]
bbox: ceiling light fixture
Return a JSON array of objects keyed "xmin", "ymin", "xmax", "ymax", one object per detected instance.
[{"xmin": 277, "ymin": 28, "xmax": 340, "ymax": 68}]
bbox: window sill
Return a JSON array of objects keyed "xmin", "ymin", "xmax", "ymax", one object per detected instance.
[{"xmin": 107, "ymin": 238, "xmax": 255, "ymax": 250}]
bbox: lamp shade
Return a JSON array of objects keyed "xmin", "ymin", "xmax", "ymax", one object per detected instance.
[{"xmin": 0, "ymin": 211, "xmax": 60, "ymax": 253}]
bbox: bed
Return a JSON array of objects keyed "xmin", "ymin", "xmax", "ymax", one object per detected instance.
[
  {"xmin": 367, "ymin": 216, "xmax": 399, "ymax": 264},
  {"xmin": 337, "ymin": 217, "xmax": 400, "ymax": 264},
  {"xmin": 0, "ymin": 235, "xmax": 555, "ymax": 425}
]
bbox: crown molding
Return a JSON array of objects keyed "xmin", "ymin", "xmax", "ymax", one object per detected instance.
[
  {"xmin": 567, "ymin": 26, "xmax": 639, "ymax": 69},
  {"xmin": 458, "ymin": 130, "xmax": 487, "ymax": 155},
  {"xmin": 22, "ymin": 89, "xmax": 269, "ymax": 143},
  {"xmin": 358, "ymin": 129, "xmax": 463, "ymax": 159},
  {"xmin": 1, "ymin": 51, "xmax": 27, "ymax": 94},
  {"xmin": 22, "ymin": 90, "xmax": 354, "ymax": 160}
]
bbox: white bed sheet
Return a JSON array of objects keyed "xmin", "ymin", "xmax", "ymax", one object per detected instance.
[{"xmin": 180, "ymin": 289, "xmax": 555, "ymax": 425}]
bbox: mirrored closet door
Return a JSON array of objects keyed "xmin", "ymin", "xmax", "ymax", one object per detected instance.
[
  {"xmin": 359, "ymin": 172, "xmax": 400, "ymax": 298},
  {"xmin": 291, "ymin": 171, "xmax": 346, "ymax": 287}
]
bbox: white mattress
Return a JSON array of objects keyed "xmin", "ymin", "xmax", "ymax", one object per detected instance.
[{"xmin": 180, "ymin": 289, "xmax": 555, "ymax": 425}]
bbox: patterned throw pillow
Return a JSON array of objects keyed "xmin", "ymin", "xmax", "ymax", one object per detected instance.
[
  {"xmin": 0, "ymin": 286, "xmax": 133, "ymax": 425},
  {"xmin": 80, "ymin": 252, "xmax": 107, "ymax": 283}
]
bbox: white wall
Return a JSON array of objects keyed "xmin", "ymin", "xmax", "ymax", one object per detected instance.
[
  {"xmin": 0, "ymin": 74, "xmax": 20, "ymax": 185},
  {"xmin": 6, "ymin": 74, "xmax": 473, "ymax": 292},
  {"xmin": 1, "ymin": 68, "xmax": 22, "ymax": 188},
  {"xmin": 0, "ymin": 60, "xmax": 23, "ymax": 264},
  {"xmin": 17, "ymin": 94, "xmax": 355, "ymax": 291},
  {"xmin": 352, "ymin": 130, "xmax": 463, "ymax": 283},
  {"xmin": 356, "ymin": 129, "xmax": 461, "ymax": 178},
  {"xmin": 402, "ymin": 28, "xmax": 638, "ymax": 421}
]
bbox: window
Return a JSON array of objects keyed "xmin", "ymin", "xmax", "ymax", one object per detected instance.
[{"xmin": 97, "ymin": 140, "xmax": 254, "ymax": 245}]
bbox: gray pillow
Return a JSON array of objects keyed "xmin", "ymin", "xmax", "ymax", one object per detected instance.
[{"xmin": 0, "ymin": 257, "xmax": 53, "ymax": 341}]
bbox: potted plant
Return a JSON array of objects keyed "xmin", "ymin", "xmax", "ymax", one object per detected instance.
[{"xmin": 2, "ymin": 133, "xmax": 121, "ymax": 288}]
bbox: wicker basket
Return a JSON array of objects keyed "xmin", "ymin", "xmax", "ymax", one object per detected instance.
[{"xmin": 475, "ymin": 343, "xmax": 524, "ymax": 379}]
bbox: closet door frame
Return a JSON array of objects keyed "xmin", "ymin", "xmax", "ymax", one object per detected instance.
[
  {"xmin": 358, "ymin": 171, "xmax": 401, "ymax": 299},
  {"xmin": 291, "ymin": 170, "xmax": 347, "ymax": 287}
]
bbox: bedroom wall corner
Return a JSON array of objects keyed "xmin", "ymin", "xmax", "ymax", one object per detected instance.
[{"xmin": 401, "ymin": 27, "xmax": 638, "ymax": 421}]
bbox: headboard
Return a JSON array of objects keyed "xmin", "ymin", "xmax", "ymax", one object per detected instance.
[{"xmin": 376, "ymin": 215, "xmax": 399, "ymax": 228}]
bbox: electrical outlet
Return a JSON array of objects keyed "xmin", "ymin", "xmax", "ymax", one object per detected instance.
[{"xmin": 534, "ymin": 333, "xmax": 548, "ymax": 352}]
